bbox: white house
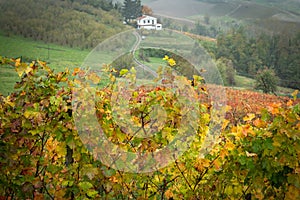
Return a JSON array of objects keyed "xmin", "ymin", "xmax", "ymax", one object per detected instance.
[{"xmin": 137, "ymin": 15, "xmax": 162, "ymax": 30}]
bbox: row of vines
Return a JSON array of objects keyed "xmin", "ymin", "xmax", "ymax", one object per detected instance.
[{"xmin": 0, "ymin": 57, "xmax": 299, "ymax": 199}]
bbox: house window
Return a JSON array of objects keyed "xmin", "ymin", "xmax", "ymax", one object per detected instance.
[
  {"xmin": 143, "ymin": 20, "xmax": 146, "ymax": 23},
  {"xmin": 152, "ymin": 20, "xmax": 154, "ymax": 24},
  {"xmin": 148, "ymin": 20, "xmax": 150, "ymax": 23}
]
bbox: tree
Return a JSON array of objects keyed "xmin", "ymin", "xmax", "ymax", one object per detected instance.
[
  {"xmin": 193, "ymin": 21, "xmax": 207, "ymax": 36},
  {"xmin": 122, "ymin": 0, "xmax": 142, "ymax": 22},
  {"xmin": 255, "ymin": 67, "xmax": 279, "ymax": 94},
  {"xmin": 204, "ymin": 13, "xmax": 210, "ymax": 25},
  {"xmin": 216, "ymin": 57, "xmax": 236, "ymax": 86},
  {"xmin": 142, "ymin": 5, "xmax": 153, "ymax": 15}
]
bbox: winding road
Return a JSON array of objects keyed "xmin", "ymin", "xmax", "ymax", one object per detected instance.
[{"xmin": 131, "ymin": 31, "xmax": 158, "ymax": 77}]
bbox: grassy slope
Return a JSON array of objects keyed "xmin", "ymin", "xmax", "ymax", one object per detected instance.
[
  {"xmin": 0, "ymin": 0, "xmax": 127, "ymax": 50},
  {"xmin": 0, "ymin": 34, "xmax": 90, "ymax": 95},
  {"xmin": 0, "ymin": 34, "xmax": 89, "ymax": 69}
]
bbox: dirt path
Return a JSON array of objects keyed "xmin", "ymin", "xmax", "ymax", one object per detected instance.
[{"xmin": 131, "ymin": 31, "xmax": 158, "ymax": 77}]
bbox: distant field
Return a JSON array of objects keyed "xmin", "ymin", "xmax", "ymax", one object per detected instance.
[
  {"xmin": 253, "ymin": 0, "xmax": 300, "ymax": 16},
  {"xmin": 145, "ymin": 0, "xmax": 300, "ymax": 34},
  {"xmin": 229, "ymin": 3, "xmax": 279, "ymax": 19},
  {"xmin": 0, "ymin": 34, "xmax": 90, "ymax": 95}
]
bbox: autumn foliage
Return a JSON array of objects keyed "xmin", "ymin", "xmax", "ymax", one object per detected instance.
[{"xmin": 0, "ymin": 57, "xmax": 300, "ymax": 199}]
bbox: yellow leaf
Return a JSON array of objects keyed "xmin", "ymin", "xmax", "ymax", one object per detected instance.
[
  {"xmin": 46, "ymin": 137, "xmax": 59, "ymax": 152},
  {"xmin": 287, "ymin": 100, "xmax": 293, "ymax": 107},
  {"xmin": 110, "ymin": 74, "xmax": 116, "ymax": 82},
  {"xmin": 88, "ymin": 73, "xmax": 101, "ymax": 84},
  {"xmin": 292, "ymin": 90, "xmax": 299, "ymax": 100},
  {"xmin": 72, "ymin": 67, "xmax": 80, "ymax": 76},
  {"xmin": 14, "ymin": 58, "xmax": 21, "ymax": 67},
  {"xmin": 285, "ymin": 185, "xmax": 300, "ymax": 200},
  {"xmin": 24, "ymin": 110, "xmax": 38, "ymax": 119},
  {"xmin": 15, "ymin": 62, "xmax": 29, "ymax": 77},
  {"xmin": 267, "ymin": 103, "xmax": 281, "ymax": 115},
  {"xmin": 194, "ymin": 158, "xmax": 210, "ymax": 172},
  {"xmin": 119, "ymin": 69, "xmax": 129, "ymax": 76},
  {"xmin": 273, "ymin": 136, "xmax": 281, "ymax": 147},
  {"xmin": 168, "ymin": 58, "xmax": 176, "ymax": 67},
  {"xmin": 243, "ymin": 113, "xmax": 255, "ymax": 122},
  {"xmin": 225, "ymin": 140, "xmax": 235, "ymax": 151},
  {"xmin": 55, "ymin": 188, "xmax": 66, "ymax": 198},
  {"xmin": 38, "ymin": 60, "xmax": 52, "ymax": 74},
  {"xmin": 222, "ymin": 119, "xmax": 229, "ymax": 130},
  {"xmin": 219, "ymin": 149, "xmax": 229, "ymax": 160},
  {"xmin": 56, "ymin": 142, "xmax": 67, "ymax": 158},
  {"xmin": 4, "ymin": 96, "xmax": 15, "ymax": 107},
  {"xmin": 263, "ymin": 131, "xmax": 273, "ymax": 137},
  {"xmin": 38, "ymin": 60, "xmax": 46, "ymax": 66},
  {"xmin": 225, "ymin": 105, "xmax": 232, "ymax": 112},
  {"xmin": 225, "ymin": 185, "xmax": 234, "ymax": 195},
  {"xmin": 163, "ymin": 55, "xmax": 169, "ymax": 60}
]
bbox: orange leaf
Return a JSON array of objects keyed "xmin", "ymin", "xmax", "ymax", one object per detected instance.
[
  {"xmin": 219, "ymin": 149, "xmax": 229, "ymax": 160},
  {"xmin": 213, "ymin": 159, "xmax": 222, "ymax": 171},
  {"xmin": 253, "ymin": 118, "xmax": 266, "ymax": 128},
  {"xmin": 194, "ymin": 158, "xmax": 210, "ymax": 172}
]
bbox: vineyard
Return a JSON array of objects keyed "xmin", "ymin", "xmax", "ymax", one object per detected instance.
[{"xmin": 0, "ymin": 57, "xmax": 300, "ymax": 199}]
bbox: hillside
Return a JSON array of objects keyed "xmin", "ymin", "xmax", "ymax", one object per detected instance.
[
  {"xmin": 140, "ymin": 0, "xmax": 300, "ymax": 34},
  {"xmin": 0, "ymin": 0, "xmax": 128, "ymax": 49},
  {"xmin": 141, "ymin": 0, "xmax": 300, "ymax": 19}
]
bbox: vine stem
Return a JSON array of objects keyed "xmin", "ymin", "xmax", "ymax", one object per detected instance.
[
  {"xmin": 175, "ymin": 160, "xmax": 193, "ymax": 191},
  {"xmin": 193, "ymin": 154, "xmax": 220, "ymax": 191}
]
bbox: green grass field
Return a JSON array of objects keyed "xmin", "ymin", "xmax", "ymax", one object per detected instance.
[
  {"xmin": 0, "ymin": 34, "xmax": 90, "ymax": 95},
  {"xmin": 0, "ymin": 34, "xmax": 89, "ymax": 69},
  {"xmin": 143, "ymin": 56, "xmax": 165, "ymax": 72}
]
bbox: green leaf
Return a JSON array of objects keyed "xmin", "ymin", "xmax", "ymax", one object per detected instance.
[
  {"xmin": 261, "ymin": 109, "xmax": 270, "ymax": 122},
  {"xmin": 78, "ymin": 181, "xmax": 93, "ymax": 192},
  {"xmin": 81, "ymin": 164, "xmax": 98, "ymax": 180},
  {"xmin": 28, "ymin": 130, "xmax": 40, "ymax": 136},
  {"xmin": 101, "ymin": 166, "xmax": 116, "ymax": 177},
  {"xmin": 87, "ymin": 189, "xmax": 98, "ymax": 198},
  {"xmin": 237, "ymin": 155, "xmax": 247, "ymax": 166},
  {"xmin": 62, "ymin": 180, "xmax": 69, "ymax": 187}
]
